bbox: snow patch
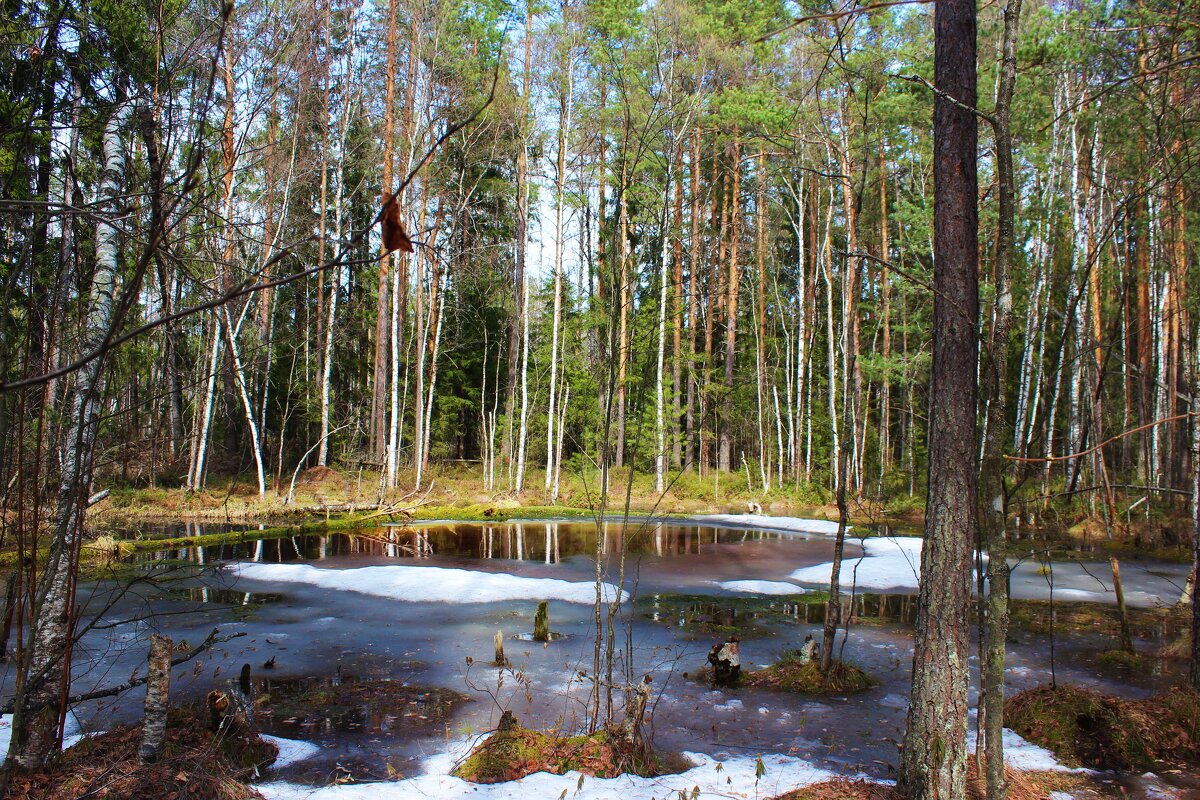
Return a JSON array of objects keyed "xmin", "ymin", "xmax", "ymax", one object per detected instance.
[
  {"xmin": 965, "ymin": 713, "xmax": 1087, "ymax": 774},
  {"xmin": 717, "ymin": 579, "xmax": 807, "ymax": 595},
  {"xmin": 789, "ymin": 536, "xmax": 925, "ymax": 590},
  {"xmin": 0, "ymin": 712, "xmax": 89, "ymax": 755},
  {"xmin": 228, "ymin": 562, "xmax": 625, "ymax": 605},
  {"xmin": 697, "ymin": 514, "xmax": 846, "ymax": 537},
  {"xmin": 262, "ymin": 735, "xmax": 322, "ymax": 768},
  {"xmin": 1051, "ymin": 588, "xmax": 1103, "ymax": 602},
  {"xmin": 255, "ymin": 748, "xmax": 843, "ymax": 800}
]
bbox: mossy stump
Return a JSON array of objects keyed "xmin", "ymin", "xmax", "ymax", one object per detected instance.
[
  {"xmin": 453, "ymin": 714, "xmax": 676, "ymax": 784},
  {"xmin": 743, "ymin": 653, "xmax": 876, "ymax": 694},
  {"xmin": 533, "ymin": 600, "xmax": 550, "ymax": 642}
]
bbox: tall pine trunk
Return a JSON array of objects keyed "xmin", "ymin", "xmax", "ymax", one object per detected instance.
[{"xmin": 899, "ymin": 0, "xmax": 979, "ymax": 795}]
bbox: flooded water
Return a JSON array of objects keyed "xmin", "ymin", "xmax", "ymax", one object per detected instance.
[{"xmin": 13, "ymin": 516, "xmax": 1196, "ymax": 794}]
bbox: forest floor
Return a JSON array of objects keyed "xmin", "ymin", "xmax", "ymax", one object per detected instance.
[{"xmin": 90, "ymin": 462, "xmax": 866, "ymax": 525}]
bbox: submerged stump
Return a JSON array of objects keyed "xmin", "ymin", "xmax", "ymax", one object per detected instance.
[
  {"xmin": 533, "ymin": 601, "xmax": 550, "ymax": 642},
  {"xmin": 494, "ymin": 629, "xmax": 507, "ymax": 666},
  {"xmin": 707, "ymin": 636, "xmax": 741, "ymax": 686}
]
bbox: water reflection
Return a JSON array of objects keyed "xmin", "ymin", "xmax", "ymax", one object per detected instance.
[
  {"xmin": 131, "ymin": 520, "xmax": 819, "ymax": 567},
  {"xmin": 642, "ymin": 591, "xmax": 920, "ymax": 631}
]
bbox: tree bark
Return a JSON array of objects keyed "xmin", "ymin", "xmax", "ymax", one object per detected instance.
[
  {"xmin": 899, "ymin": 0, "xmax": 979, "ymax": 795},
  {"xmin": 980, "ymin": 1, "xmax": 1022, "ymax": 795},
  {"xmin": 9, "ymin": 101, "xmax": 135, "ymax": 770},
  {"xmin": 138, "ymin": 634, "xmax": 173, "ymax": 763},
  {"xmin": 719, "ymin": 128, "xmax": 741, "ymax": 473},
  {"xmin": 372, "ymin": 0, "xmax": 400, "ymax": 466}
]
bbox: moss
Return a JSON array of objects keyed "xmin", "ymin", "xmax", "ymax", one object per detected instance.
[
  {"xmin": 1096, "ymin": 648, "xmax": 1146, "ymax": 671},
  {"xmin": 452, "ymin": 717, "xmax": 677, "ymax": 784},
  {"xmin": 1005, "ymin": 685, "xmax": 1200, "ymax": 771},
  {"xmin": 533, "ymin": 600, "xmax": 550, "ymax": 642},
  {"xmin": 743, "ymin": 653, "xmax": 876, "ymax": 694}
]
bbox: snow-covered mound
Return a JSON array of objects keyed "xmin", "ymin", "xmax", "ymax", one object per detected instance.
[{"xmin": 228, "ymin": 562, "xmax": 625, "ymax": 605}]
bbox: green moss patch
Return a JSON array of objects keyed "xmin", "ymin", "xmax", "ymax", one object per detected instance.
[
  {"xmin": 743, "ymin": 653, "xmax": 877, "ymax": 694},
  {"xmin": 452, "ymin": 714, "xmax": 680, "ymax": 783},
  {"xmin": 1005, "ymin": 685, "xmax": 1200, "ymax": 771},
  {"xmin": 1096, "ymin": 648, "xmax": 1149, "ymax": 672}
]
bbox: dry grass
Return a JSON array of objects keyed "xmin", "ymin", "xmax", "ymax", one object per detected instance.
[
  {"xmin": 5, "ymin": 707, "xmax": 277, "ymax": 800},
  {"xmin": 773, "ymin": 764, "xmax": 1090, "ymax": 800},
  {"xmin": 1005, "ymin": 684, "xmax": 1200, "ymax": 771}
]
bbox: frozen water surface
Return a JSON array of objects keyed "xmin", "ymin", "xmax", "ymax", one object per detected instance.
[{"xmin": 8, "ymin": 515, "xmax": 1193, "ymax": 798}]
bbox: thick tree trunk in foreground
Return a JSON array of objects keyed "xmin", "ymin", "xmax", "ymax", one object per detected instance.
[
  {"xmin": 899, "ymin": 0, "xmax": 979, "ymax": 796},
  {"xmin": 9, "ymin": 101, "xmax": 134, "ymax": 770}
]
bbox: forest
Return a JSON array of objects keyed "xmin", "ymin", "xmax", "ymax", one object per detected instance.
[{"xmin": 0, "ymin": 0, "xmax": 1197, "ymax": 798}]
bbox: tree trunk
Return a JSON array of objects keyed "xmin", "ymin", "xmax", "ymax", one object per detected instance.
[
  {"xmin": 547, "ymin": 69, "xmax": 571, "ymax": 491},
  {"xmin": 9, "ymin": 101, "xmax": 134, "ymax": 770},
  {"xmin": 138, "ymin": 634, "xmax": 173, "ymax": 763},
  {"xmin": 1190, "ymin": 338, "xmax": 1200, "ymax": 690},
  {"xmin": 719, "ymin": 128, "xmax": 741, "ymax": 473},
  {"xmin": 980, "ymin": 2, "xmax": 1022, "ymax": 795},
  {"xmin": 371, "ymin": 0, "xmax": 400, "ymax": 465},
  {"xmin": 899, "ymin": 0, "xmax": 979, "ymax": 795}
]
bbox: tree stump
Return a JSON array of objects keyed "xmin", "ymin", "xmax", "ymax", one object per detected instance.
[
  {"xmin": 138, "ymin": 634, "xmax": 172, "ymax": 763},
  {"xmin": 707, "ymin": 636, "xmax": 741, "ymax": 686},
  {"xmin": 621, "ymin": 675, "xmax": 653, "ymax": 744},
  {"xmin": 533, "ymin": 601, "xmax": 550, "ymax": 642},
  {"xmin": 494, "ymin": 630, "xmax": 507, "ymax": 666}
]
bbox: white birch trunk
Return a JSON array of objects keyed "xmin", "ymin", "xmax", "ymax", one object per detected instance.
[
  {"xmin": 319, "ymin": 36, "xmax": 357, "ymax": 466},
  {"xmin": 515, "ymin": 272, "xmax": 530, "ymax": 492},
  {"xmin": 11, "ymin": 101, "xmax": 133, "ymax": 769},
  {"xmin": 656, "ymin": 178, "xmax": 670, "ymax": 495},
  {"xmin": 553, "ymin": 383, "xmax": 569, "ymax": 503},
  {"xmin": 546, "ymin": 72, "xmax": 572, "ymax": 491},
  {"xmin": 220, "ymin": 307, "xmax": 267, "ymax": 499},
  {"xmin": 189, "ymin": 315, "xmax": 222, "ymax": 489}
]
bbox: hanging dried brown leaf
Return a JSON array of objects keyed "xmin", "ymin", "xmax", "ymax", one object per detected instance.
[{"xmin": 381, "ymin": 191, "xmax": 413, "ymax": 254}]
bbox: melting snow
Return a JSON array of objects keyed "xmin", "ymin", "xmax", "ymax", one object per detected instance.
[
  {"xmin": 789, "ymin": 536, "xmax": 925, "ymax": 590},
  {"xmin": 254, "ymin": 748, "xmax": 843, "ymax": 800},
  {"xmin": 695, "ymin": 514, "xmax": 845, "ymax": 536},
  {"xmin": 263, "ymin": 735, "xmax": 322, "ymax": 768},
  {"xmin": 228, "ymin": 562, "xmax": 626, "ymax": 605},
  {"xmin": 717, "ymin": 579, "xmax": 807, "ymax": 595}
]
